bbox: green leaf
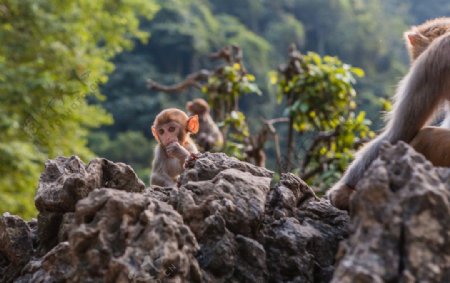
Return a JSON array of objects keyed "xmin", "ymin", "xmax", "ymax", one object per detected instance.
[{"xmin": 351, "ymin": 67, "xmax": 365, "ymax": 77}]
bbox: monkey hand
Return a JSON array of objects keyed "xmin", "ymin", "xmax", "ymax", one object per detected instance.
[
  {"xmin": 165, "ymin": 142, "xmax": 190, "ymax": 161},
  {"xmin": 326, "ymin": 181, "xmax": 355, "ymax": 211},
  {"xmin": 189, "ymin": 153, "xmax": 200, "ymax": 161}
]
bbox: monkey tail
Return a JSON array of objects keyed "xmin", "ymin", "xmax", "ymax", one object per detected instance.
[{"xmin": 342, "ymin": 32, "xmax": 450, "ymax": 188}]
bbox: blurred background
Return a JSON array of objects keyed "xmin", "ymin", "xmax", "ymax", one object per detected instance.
[{"xmin": 1, "ymin": 0, "xmax": 449, "ymax": 218}]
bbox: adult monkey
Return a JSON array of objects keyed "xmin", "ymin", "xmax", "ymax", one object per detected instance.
[
  {"xmin": 150, "ymin": 108, "xmax": 199, "ymax": 187},
  {"xmin": 328, "ymin": 17, "xmax": 450, "ymax": 210},
  {"xmin": 407, "ymin": 18, "xmax": 450, "ymax": 167}
]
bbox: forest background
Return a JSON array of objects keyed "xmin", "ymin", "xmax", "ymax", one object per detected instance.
[{"xmin": 2, "ymin": 0, "xmax": 449, "ymax": 218}]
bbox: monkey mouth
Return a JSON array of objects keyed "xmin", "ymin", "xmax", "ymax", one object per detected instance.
[{"xmin": 162, "ymin": 140, "xmax": 178, "ymax": 148}]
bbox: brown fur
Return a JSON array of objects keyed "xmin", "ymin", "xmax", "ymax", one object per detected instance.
[
  {"xmin": 186, "ymin": 99, "xmax": 223, "ymax": 151},
  {"xmin": 410, "ymin": 127, "xmax": 450, "ymax": 167},
  {"xmin": 186, "ymin": 98, "xmax": 209, "ymax": 115},
  {"xmin": 328, "ymin": 17, "xmax": 450, "ymax": 210},
  {"xmin": 150, "ymin": 108, "xmax": 199, "ymax": 187},
  {"xmin": 405, "ymin": 18, "xmax": 450, "ymax": 61},
  {"xmin": 405, "ymin": 18, "xmax": 450, "ymax": 166}
]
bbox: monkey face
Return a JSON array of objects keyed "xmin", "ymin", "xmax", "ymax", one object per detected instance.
[
  {"xmin": 151, "ymin": 109, "xmax": 199, "ymax": 148},
  {"xmin": 154, "ymin": 121, "xmax": 183, "ymax": 147}
]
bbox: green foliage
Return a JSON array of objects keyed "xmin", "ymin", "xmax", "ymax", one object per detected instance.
[
  {"xmin": 101, "ymin": 0, "xmax": 272, "ymax": 150},
  {"xmin": 219, "ymin": 110, "xmax": 250, "ymax": 160},
  {"xmin": 149, "ymin": 0, "xmax": 270, "ymax": 74},
  {"xmin": 199, "ymin": 51, "xmax": 261, "ymax": 160},
  {"xmin": 216, "ymin": 15, "xmax": 272, "ymax": 73},
  {"xmin": 0, "ymin": 0, "xmax": 159, "ymax": 218},
  {"xmin": 264, "ymin": 14, "xmax": 305, "ymax": 61},
  {"xmin": 3, "ymin": 0, "xmax": 446, "ymax": 217},
  {"xmin": 203, "ymin": 61, "xmax": 261, "ymax": 120},
  {"xmin": 280, "ymin": 53, "xmax": 365, "ymax": 130},
  {"xmin": 98, "ymin": 0, "xmax": 421, "ymax": 178},
  {"xmin": 274, "ymin": 51, "xmax": 374, "ymax": 189},
  {"xmin": 407, "ymin": 0, "xmax": 450, "ymax": 23}
]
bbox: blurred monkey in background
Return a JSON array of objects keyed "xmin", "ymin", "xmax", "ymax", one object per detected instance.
[{"xmin": 186, "ymin": 98, "xmax": 223, "ymax": 151}]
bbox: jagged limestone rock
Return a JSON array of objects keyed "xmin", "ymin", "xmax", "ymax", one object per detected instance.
[
  {"xmin": 0, "ymin": 213, "xmax": 33, "ymax": 283},
  {"xmin": 169, "ymin": 154, "xmax": 350, "ymax": 282},
  {"xmin": 332, "ymin": 142, "xmax": 450, "ymax": 283},
  {"xmin": 34, "ymin": 156, "xmax": 145, "ymax": 255},
  {"xmin": 4, "ymin": 153, "xmax": 350, "ymax": 283}
]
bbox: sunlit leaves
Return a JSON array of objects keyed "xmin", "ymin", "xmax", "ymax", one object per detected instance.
[
  {"xmin": 220, "ymin": 111, "xmax": 250, "ymax": 160},
  {"xmin": 202, "ymin": 62, "xmax": 262, "ymax": 115},
  {"xmin": 200, "ymin": 51, "xmax": 260, "ymax": 160},
  {"xmin": 273, "ymin": 51, "xmax": 374, "ymax": 190},
  {"xmin": 0, "ymin": 0, "xmax": 159, "ymax": 218}
]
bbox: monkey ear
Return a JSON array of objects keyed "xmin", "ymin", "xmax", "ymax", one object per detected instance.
[
  {"xmin": 187, "ymin": 115, "xmax": 200, "ymax": 134},
  {"xmin": 405, "ymin": 32, "xmax": 420, "ymax": 46},
  {"xmin": 151, "ymin": 126, "xmax": 160, "ymax": 143}
]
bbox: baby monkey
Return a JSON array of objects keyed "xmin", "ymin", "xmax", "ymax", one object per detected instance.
[{"xmin": 150, "ymin": 108, "xmax": 199, "ymax": 187}]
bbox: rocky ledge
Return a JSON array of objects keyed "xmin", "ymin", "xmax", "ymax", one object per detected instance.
[
  {"xmin": 1, "ymin": 142, "xmax": 449, "ymax": 283},
  {"xmin": 332, "ymin": 142, "xmax": 450, "ymax": 283}
]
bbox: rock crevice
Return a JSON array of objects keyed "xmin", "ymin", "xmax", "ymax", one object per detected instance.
[{"xmin": 1, "ymin": 143, "xmax": 449, "ymax": 283}]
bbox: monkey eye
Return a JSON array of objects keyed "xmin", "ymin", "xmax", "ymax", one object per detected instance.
[
  {"xmin": 168, "ymin": 126, "xmax": 175, "ymax": 132},
  {"xmin": 159, "ymin": 129, "xmax": 164, "ymax": 135}
]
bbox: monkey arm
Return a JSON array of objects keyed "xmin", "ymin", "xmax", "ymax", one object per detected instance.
[{"xmin": 328, "ymin": 32, "xmax": 450, "ymax": 209}]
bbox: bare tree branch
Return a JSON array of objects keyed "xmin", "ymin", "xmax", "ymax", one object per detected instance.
[
  {"xmin": 147, "ymin": 46, "xmax": 246, "ymax": 95},
  {"xmin": 146, "ymin": 70, "xmax": 211, "ymax": 93}
]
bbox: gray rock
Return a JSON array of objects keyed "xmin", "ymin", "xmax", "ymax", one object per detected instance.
[
  {"xmin": 0, "ymin": 213, "xmax": 33, "ymax": 283},
  {"xmin": 170, "ymin": 154, "xmax": 350, "ymax": 282},
  {"xmin": 34, "ymin": 156, "xmax": 146, "ymax": 255},
  {"xmin": 3, "ymin": 153, "xmax": 350, "ymax": 283},
  {"xmin": 35, "ymin": 156, "xmax": 145, "ymax": 213},
  {"xmin": 179, "ymin": 152, "xmax": 273, "ymax": 184},
  {"xmin": 16, "ymin": 188, "xmax": 203, "ymax": 283},
  {"xmin": 173, "ymin": 168, "xmax": 272, "ymax": 238},
  {"xmin": 16, "ymin": 242, "xmax": 73, "ymax": 283},
  {"xmin": 261, "ymin": 173, "xmax": 350, "ymax": 283},
  {"xmin": 332, "ymin": 142, "xmax": 450, "ymax": 283},
  {"xmin": 172, "ymin": 164, "xmax": 273, "ymax": 282},
  {"xmin": 67, "ymin": 188, "xmax": 202, "ymax": 282}
]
